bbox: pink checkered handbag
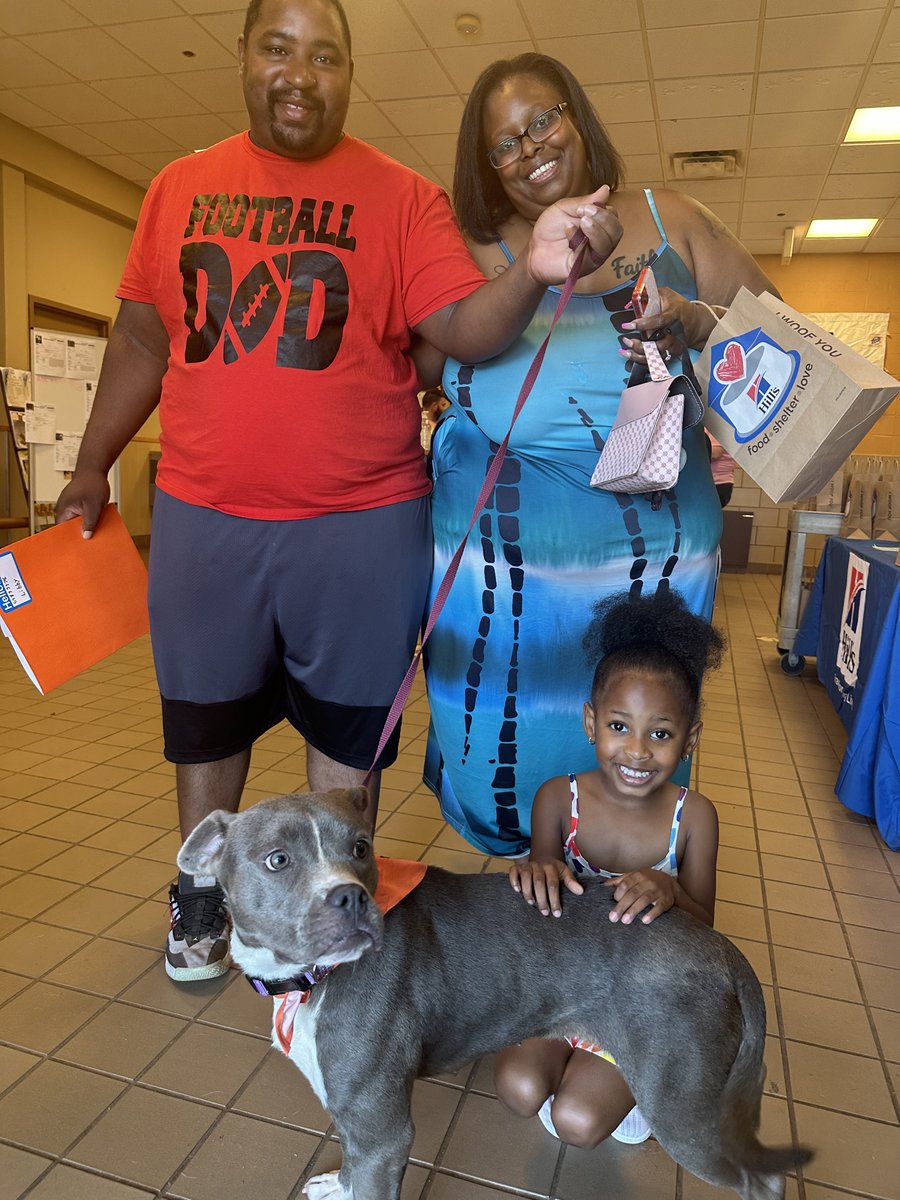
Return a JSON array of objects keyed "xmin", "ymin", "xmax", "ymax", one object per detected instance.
[{"xmin": 591, "ymin": 336, "xmax": 704, "ymax": 495}]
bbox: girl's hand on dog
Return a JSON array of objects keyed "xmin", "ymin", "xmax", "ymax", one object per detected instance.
[
  {"xmin": 604, "ymin": 869, "xmax": 678, "ymax": 925},
  {"xmin": 509, "ymin": 859, "xmax": 583, "ymax": 918}
]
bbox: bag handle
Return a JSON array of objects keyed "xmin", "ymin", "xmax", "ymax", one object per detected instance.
[{"xmin": 362, "ymin": 234, "xmax": 592, "ymax": 788}]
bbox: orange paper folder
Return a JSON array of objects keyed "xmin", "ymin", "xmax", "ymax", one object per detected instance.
[{"xmin": 0, "ymin": 506, "xmax": 149, "ymax": 695}]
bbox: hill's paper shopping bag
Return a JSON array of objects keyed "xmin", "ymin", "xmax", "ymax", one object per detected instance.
[{"xmin": 695, "ymin": 290, "xmax": 899, "ymax": 504}]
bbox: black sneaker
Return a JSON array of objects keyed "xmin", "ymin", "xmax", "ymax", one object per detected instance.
[{"xmin": 165, "ymin": 873, "xmax": 231, "ymax": 982}]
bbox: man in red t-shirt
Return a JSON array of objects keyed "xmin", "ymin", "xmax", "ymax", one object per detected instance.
[{"xmin": 57, "ymin": 0, "xmax": 621, "ymax": 984}]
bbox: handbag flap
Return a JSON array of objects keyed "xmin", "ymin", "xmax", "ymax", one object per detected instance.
[
  {"xmin": 610, "ymin": 379, "xmax": 673, "ymax": 426},
  {"xmin": 667, "ymin": 371, "xmax": 705, "ymax": 430}
]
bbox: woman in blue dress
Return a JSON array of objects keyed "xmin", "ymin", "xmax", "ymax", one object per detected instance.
[{"xmin": 423, "ymin": 54, "xmax": 776, "ymax": 858}]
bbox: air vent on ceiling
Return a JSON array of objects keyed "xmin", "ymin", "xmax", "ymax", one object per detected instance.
[{"xmin": 671, "ymin": 151, "xmax": 739, "ymax": 180}]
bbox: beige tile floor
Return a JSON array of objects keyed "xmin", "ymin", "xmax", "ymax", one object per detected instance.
[{"xmin": 0, "ymin": 571, "xmax": 898, "ymax": 1200}]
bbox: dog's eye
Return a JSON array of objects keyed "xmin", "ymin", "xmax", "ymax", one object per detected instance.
[
  {"xmin": 352, "ymin": 840, "xmax": 370, "ymax": 860},
  {"xmin": 264, "ymin": 850, "xmax": 291, "ymax": 872}
]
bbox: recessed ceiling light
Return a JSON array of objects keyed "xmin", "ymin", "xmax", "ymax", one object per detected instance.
[
  {"xmin": 844, "ymin": 106, "xmax": 900, "ymax": 143},
  {"xmin": 806, "ymin": 218, "xmax": 878, "ymax": 238}
]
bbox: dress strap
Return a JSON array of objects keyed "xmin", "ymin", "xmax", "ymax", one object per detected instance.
[
  {"xmin": 644, "ymin": 188, "xmax": 667, "ymax": 242},
  {"xmin": 497, "ymin": 238, "xmax": 516, "ymax": 266},
  {"xmin": 665, "ymin": 787, "xmax": 688, "ymax": 870}
]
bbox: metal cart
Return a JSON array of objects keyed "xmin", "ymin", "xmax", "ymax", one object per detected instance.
[{"xmin": 776, "ymin": 509, "xmax": 844, "ymax": 675}]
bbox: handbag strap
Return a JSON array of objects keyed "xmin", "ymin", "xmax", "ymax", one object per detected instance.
[{"xmin": 362, "ymin": 235, "xmax": 592, "ymax": 788}]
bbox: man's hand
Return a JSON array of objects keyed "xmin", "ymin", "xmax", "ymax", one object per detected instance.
[
  {"xmin": 527, "ymin": 185, "xmax": 622, "ymax": 285},
  {"xmin": 56, "ymin": 467, "xmax": 112, "ymax": 539},
  {"xmin": 604, "ymin": 869, "xmax": 678, "ymax": 925},
  {"xmin": 509, "ymin": 858, "xmax": 584, "ymax": 917}
]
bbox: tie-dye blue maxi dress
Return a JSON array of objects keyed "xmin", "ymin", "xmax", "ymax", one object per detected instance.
[{"xmin": 423, "ymin": 191, "xmax": 722, "ymax": 858}]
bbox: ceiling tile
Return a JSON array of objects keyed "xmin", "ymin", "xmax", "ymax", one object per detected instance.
[
  {"xmin": 704, "ymin": 201, "xmax": 740, "ymax": 223},
  {"xmin": 193, "ymin": 11, "xmax": 243, "ymax": 53},
  {"xmin": 177, "ymin": 0, "xmax": 247, "ymax": 12},
  {"xmin": 873, "ymin": 8, "xmax": 900, "ymax": 63},
  {"xmin": 69, "ymin": 0, "xmax": 183, "ymax": 20},
  {"xmin": 332, "ymin": 0, "xmax": 425, "ymax": 54},
  {"xmin": 379, "ymin": 96, "xmax": 464, "ymax": 137},
  {"xmin": 107, "ymin": 16, "xmax": 237, "ymax": 73},
  {"xmin": 648, "ymin": 24, "xmax": 759, "ymax": 80},
  {"xmin": 742, "ymin": 176, "xmax": 820, "ymax": 202},
  {"xmin": 539, "ymin": 33, "xmax": 646, "ymax": 86},
  {"xmin": 521, "ymin": 0, "xmax": 639, "ymax": 38},
  {"xmin": 668, "ymin": 180, "xmax": 744, "ymax": 203},
  {"xmin": 87, "ymin": 153, "xmax": 155, "ymax": 182},
  {"xmin": 0, "ymin": 0, "xmax": 87, "ymax": 34},
  {"xmin": 864, "ymin": 237, "xmax": 900, "ymax": 252},
  {"xmin": 761, "ymin": 11, "xmax": 883, "ymax": 71},
  {"xmin": 0, "ymin": 37, "xmax": 74, "ymax": 86},
  {"xmin": 621, "ymin": 153, "xmax": 663, "ymax": 182},
  {"xmin": 747, "ymin": 145, "xmax": 835, "ymax": 176},
  {"xmin": 654, "ymin": 76, "xmax": 753, "ymax": 122},
  {"xmin": 584, "ymin": 82, "xmax": 654, "ymax": 127},
  {"xmin": 643, "ymin": 0, "xmax": 761, "ymax": 27},
  {"xmin": 0, "ymin": 90, "xmax": 59, "ymax": 127},
  {"xmin": 742, "ymin": 239, "xmax": 783, "ymax": 254},
  {"xmin": 430, "ymin": 42, "xmax": 532, "ymax": 94},
  {"xmin": 741, "ymin": 220, "xmax": 809, "ymax": 239},
  {"xmin": 659, "ymin": 115, "xmax": 750, "ymax": 155},
  {"xmin": 354, "ymin": 49, "xmax": 457, "ymax": 99},
  {"xmin": 365, "ymin": 136, "xmax": 427, "ymax": 169},
  {"xmin": 821, "ymin": 172, "xmax": 900, "ymax": 200},
  {"xmin": 220, "ymin": 111, "xmax": 249, "ymax": 134},
  {"xmin": 813, "ymin": 197, "xmax": 893, "ymax": 219},
  {"xmin": 131, "ymin": 149, "xmax": 193, "ymax": 171},
  {"xmin": 165, "ymin": 67, "xmax": 243, "ymax": 113},
  {"xmin": 21, "ymin": 27, "xmax": 154, "ymax": 80},
  {"xmin": 752, "ymin": 110, "xmax": 848, "ymax": 149},
  {"xmin": 831, "ymin": 143, "xmax": 900, "ymax": 173},
  {"xmin": 400, "ymin": 0, "xmax": 529, "ymax": 48},
  {"xmin": 37, "ymin": 123, "xmax": 119, "ymax": 156},
  {"xmin": 75, "ymin": 119, "xmax": 182, "ymax": 155},
  {"xmin": 344, "ymin": 102, "xmax": 401, "ymax": 139},
  {"xmin": 876, "ymin": 218, "xmax": 900, "ymax": 237},
  {"xmin": 91, "ymin": 75, "xmax": 201, "ymax": 120},
  {"xmin": 147, "ymin": 113, "xmax": 237, "ymax": 149},
  {"xmin": 754, "ymin": 66, "xmax": 863, "ymax": 115},
  {"xmin": 17, "ymin": 82, "xmax": 133, "ymax": 124},
  {"xmin": 766, "ymin": 0, "xmax": 884, "ymax": 13},
  {"xmin": 408, "ymin": 132, "xmax": 459, "ymax": 162},
  {"xmin": 857, "ymin": 62, "xmax": 900, "ymax": 107},
  {"xmin": 742, "ymin": 199, "xmax": 816, "ymax": 224},
  {"xmin": 603, "ymin": 121, "xmax": 659, "ymax": 157}
]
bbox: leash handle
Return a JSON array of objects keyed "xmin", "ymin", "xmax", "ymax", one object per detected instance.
[{"xmin": 363, "ymin": 234, "xmax": 591, "ymax": 787}]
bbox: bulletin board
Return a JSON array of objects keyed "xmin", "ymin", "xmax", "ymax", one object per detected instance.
[
  {"xmin": 0, "ymin": 367, "xmax": 31, "ymax": 499},
  {"xmin": 28, "ymin": 328, "xmax": 117, "ymax": 532}
]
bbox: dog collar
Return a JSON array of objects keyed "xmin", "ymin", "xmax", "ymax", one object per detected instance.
[{"xmin": 246, "ymin": 965, "xmax": 333, "ymax": 997}]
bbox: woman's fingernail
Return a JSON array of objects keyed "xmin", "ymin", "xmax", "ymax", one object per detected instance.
[
  {"xmin": 618, "ymin": 349, "xmax": 630, "ymax": 357},
  {"xmin": 621, "ymin": 321, "xmax": 636, "ymax": 330}
]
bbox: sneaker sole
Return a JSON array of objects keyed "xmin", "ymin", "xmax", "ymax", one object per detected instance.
[{"xmin": 165, "ymin": 956, "xmax": 231, "ymax": 982}]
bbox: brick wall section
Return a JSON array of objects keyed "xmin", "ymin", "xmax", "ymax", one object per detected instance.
[{"xmin": 726, "ymin": 253, "xmax": 900, "ymax": 573}]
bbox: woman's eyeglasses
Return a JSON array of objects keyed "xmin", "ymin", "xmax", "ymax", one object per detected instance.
[{"xmin": 487, "ymin": 103, "xmax": 568, "ymax": 170}]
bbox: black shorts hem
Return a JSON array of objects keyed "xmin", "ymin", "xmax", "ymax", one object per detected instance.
[
  {"xmin": 284, "ymin": 685, "xmax": 402, "ymax": 772},
  {"xmin": 162, "ymin": 673, "xmax": 284, "ymax": 764}
]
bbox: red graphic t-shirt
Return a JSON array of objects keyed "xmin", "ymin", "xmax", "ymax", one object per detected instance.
[{"xmin": 118, "ymin": 133, "xmax": 484, "ymax": 519}]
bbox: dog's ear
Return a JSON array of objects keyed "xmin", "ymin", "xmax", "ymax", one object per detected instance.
[
  {"xmin": 177, "ymin": 810, "xmax": 237, "ymax": 877},
  {"xmin": 324, "ymin": 786, "xmax": 369, "ymax": 815}
]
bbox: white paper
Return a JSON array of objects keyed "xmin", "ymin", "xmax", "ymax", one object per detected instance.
[
  {"xmin": 84, "ymin": 380, "xmax": 96, "ymax": 420},
  {"xmin": 54, "ymin": 430, "xmax": 82, "ymax": 472},
  {"xmin": 32, "ymin": 332, "xmax": 67, "ymax": 377},
  {"xmin": 2, "ymin": 367, "xmax": 32, "ymax": 408},
  {"xmin": 24, "ymin": 402, "xmax": 56, "ymax": 444},
  {"xmin": 66, "ymin": 337, "xmax": 101, "ymax": 380}
]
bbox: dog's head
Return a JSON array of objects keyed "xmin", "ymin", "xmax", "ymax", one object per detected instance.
[{"xmin": 177, "ymin": 788, "xmax": 383, "ymax": 978}]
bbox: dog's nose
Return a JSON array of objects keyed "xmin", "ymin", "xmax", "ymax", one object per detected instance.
[{"xmin": 326, "ymin": 883, "xmax": 369, "ymax": 918}]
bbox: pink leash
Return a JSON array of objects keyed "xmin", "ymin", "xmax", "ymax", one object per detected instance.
[{"xmin": 363, "ymin": 234, "xmax": 591, "ymax": 788}]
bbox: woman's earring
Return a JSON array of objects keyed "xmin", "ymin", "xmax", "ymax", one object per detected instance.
[
  {"xmin": 589, "ymin": 736, "xmax": 596, "ymax": 745},
  {"xmin": 681, "ymin": 753, "xmax": 689, "ymax": 761}
]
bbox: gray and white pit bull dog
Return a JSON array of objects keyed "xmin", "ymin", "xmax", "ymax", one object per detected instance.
[{"xmin": 178, "ymin": 788, "xmax": 813, "ymax": 1200}]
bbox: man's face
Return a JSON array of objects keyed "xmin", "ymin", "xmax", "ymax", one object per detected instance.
[{"xmin": 238, "ymin": 0, "xmax": 352, "ymax": 160}]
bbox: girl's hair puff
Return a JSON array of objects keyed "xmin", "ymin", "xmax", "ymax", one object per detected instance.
[{"xmin": 583, "ymin": 590, "xmax": 724, "ymax": 720}]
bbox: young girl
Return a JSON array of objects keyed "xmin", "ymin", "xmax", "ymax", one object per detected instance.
[{"xmin": 495, "ymin": 588, "xmax": 724, "ymax": 1149}]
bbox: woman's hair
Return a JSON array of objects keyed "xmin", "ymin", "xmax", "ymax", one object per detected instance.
[
  {"xmin": 453, "ymin": 53, "xmax": 625, "ymax": 244},
  {"xmin": 583, "ymin": 590, "xmax": 725, "ymax": 719}
]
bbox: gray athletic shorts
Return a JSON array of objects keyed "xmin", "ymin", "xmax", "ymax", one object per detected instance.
[{"xmin": 148, "ymin": 490, "xmax": 431, "ymax": 768}]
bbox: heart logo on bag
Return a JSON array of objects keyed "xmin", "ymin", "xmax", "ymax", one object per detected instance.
[{"xmin": 714, "ymin": 341, "xmax": 746, "ymax": 384}]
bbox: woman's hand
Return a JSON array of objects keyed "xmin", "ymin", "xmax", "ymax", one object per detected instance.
[
  {"xmin": 509, "ymin": 858, "xmax": 584, "ymax": 917},
  {"xmin": 620, "ymin": 287, "xmax": 722, "ymax": 367},
  {"xmin": 527, "ymin": 185, "xmax": 623, "ymax": 285},
  {"xmin": 603, "ymin": 869, "xmax": 678, "ymax": 924}
]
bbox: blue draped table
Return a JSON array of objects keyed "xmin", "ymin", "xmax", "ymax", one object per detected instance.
[{"xmin": 793, "ymin": 537, "xmax": 900, "ymax": 850}]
